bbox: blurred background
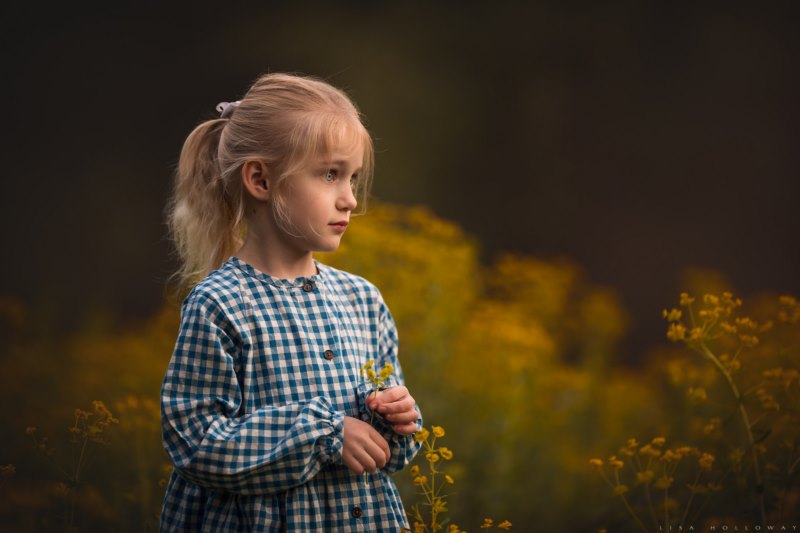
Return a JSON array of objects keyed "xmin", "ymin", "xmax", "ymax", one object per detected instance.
[{"xmin": 1, "ymin": 2, "xmax": 798, "ymax": 531}]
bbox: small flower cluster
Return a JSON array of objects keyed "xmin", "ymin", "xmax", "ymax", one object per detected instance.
[
  {"xmin": 361, "ymin": 360, "xmax": 394, "ymax": 487},
  {"xmin": 25, "ymin": 401, "xmax": 119, "ymax": 529},
  {"xmin": 69, "ymin": 400, "xmax": 120, "ymax": 445},
  {"xmin": 590, "ymin": 436, "xmax": 720, "ymax": 532},
  {"xmin": 660, "ymin": 292, "xmax": 800, "ymax": 525},
  {"xmin": 361, "ymin": 359, "xmax": 394, "ymax": 390},
  {"xmin": 663, "ymin": 292, "xmax": 772, "ymax": 349},
  {"xmin": 405, "ymin": 425, "xmax": 511, "ymax": 533}
]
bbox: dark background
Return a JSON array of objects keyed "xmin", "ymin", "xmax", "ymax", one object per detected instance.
[{"xmin": 2, "ymin": 1, "xmax": 798, "ymax": 360}]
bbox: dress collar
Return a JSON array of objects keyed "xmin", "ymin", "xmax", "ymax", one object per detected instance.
[{"xmin": 228, "ymin": 256, "xmax": 325, "ymax": 290}]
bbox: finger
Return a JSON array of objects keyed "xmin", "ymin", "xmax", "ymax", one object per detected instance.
[
  {"xmin": 392, "ymin": 421, "xmax": 419, "ymax": 436},
  {"xmin": 384, "ymin": 409, "xmax": 419, "ymax": 424},
  {"xmin": 378, "ymin": 396, "xmax": 416, "ymax": 415},
  {"xmin": 372, "ymin": 386, "xmax": 407, "ymax": 405},
  {"xmin": 351, "ymin": 446, "xmax": 379, "ymax": 473},
  {"xmin": 342, "ymin": 450, "xmax": 364, "ymax": 475},
  {"xmin": 368, "ymin": 429, "xmax": 391, "ymax": 464}
]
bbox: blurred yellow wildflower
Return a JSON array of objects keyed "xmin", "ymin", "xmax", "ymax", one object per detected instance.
[
  {"xmin": 667, "ymin": 323, "xmax": 686, "ymax": 341},
  {"xmin": 653, "ymin": 475, "xmax": 673, "ymax": 490},
  {"xmin": 608, "ymin": 456, "xmax": 624, "ymax": 469},
  {"xmin": 635, "ymin": 470, "xmax": 655, "ymax": 485}
]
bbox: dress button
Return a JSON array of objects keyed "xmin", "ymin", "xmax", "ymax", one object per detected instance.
[
  {"xmin": 302, "ymin": 282, "xmax": 314, "ymax": 292},
  {"xmin": 351, "ymin": 506, "xmax": 363, "ymax": 518},
  {"xmin": 324, "ymin": 349, "xmax": 335, "ymax": 360}
]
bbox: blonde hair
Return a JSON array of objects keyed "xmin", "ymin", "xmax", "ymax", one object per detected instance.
[{"xmin": 167, "ymin": 73, "xmax": 374, "ymax": 294}]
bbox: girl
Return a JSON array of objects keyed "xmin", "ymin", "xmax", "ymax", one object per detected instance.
[{"xmin": 160, "ymin": 73, "xmax": 422, "ymax": 531}]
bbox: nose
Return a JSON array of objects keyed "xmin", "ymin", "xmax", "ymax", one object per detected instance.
[{"xmin": 337, "ymin": 183, "xmax": 357, "ymax": 211}]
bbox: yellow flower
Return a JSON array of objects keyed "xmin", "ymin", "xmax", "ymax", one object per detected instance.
[
  {"xmin": 379, "ymin": 363, "xmax": 394, "ymax": 380},
  {"xmin": 659, "ymin": 449, "xmax": 680, "ymax": 463},
  {"xmin": 662, "ymin": 308, "xmax": 682, "ymax": 321},
  {"xmin": 445, "ymin": 474, "xmax": 455, "ymax": 484},
  {"xmin": 409, "ymin": 465, "xmax": 420, "ymax": 477},
  {"xmin": 739, "ymin": 334, "xmax": 759, "ymax": 347},
  {"xmin": 481, "ymin": 518, "xmax": 494, "ymax": 528},
  {"xmin": 698, "ymin": 453, "xmax": 715, "ymax": 471},
  {"xmin": 613, "ymin": 484, "xmax": 629, "ymax": 496},
  {"xmin": 639, "ymin": 444, "xmax": 661, "ymax": 459},
  {"xmin": 635, "ymin": 470, "xmax": 655, "ymax": 485},
  {"xmin": 426, "ymin": 452, "xmax": 440, "ymax": 463},
  {"xmin": 688, "ymin": 387, "xmax": 707, "ymax": 402},
  {"xmin": 666, "ymin": 323, "xmax": 686, "ymax": 342},
  {"xmin": 608, "ymin": 456, "xmax": 624, "ymax": 469},
  {"xmin": 432, "ymin": 497, "xmax": 448, "ymax": 514},
  {"xmin": 366, "ymin": 368, "xmax": 376, "ymax": 381},
  {"xmin": 654, "ymin": 475, "xmax": 673, "ymax": 490},
  {"xmin": 413, "ymin": 475, "xmax": 428, "ymax": 486},
  {"xmin": 498, "ymin": 520, "xmax": 512, "ymax": 530},
  {"xmin": 650, "ymin": 437, "xmax": 666, "ymax": 447},
  {"xmin": 619, "ymin": 438, "xmax": 638, "ymax": 457},
  {"xmin": 432, "ymin": 425, "xmax": 446, "ymax": 438},
  {"xmin": 589, "ymin": 458, "xmax": 604, "ymax": 467},
  {"xmin": 439, "ymin": 447, "xmax": 453, "ymax": 460},
  {"xmin": 687, "ymin": 483, "xmax": 709, "ymax": 494},
  {"xmin": 679, "ymin": 292, "xmax": 695, "ymax": 306},
  {"xmin": 414, "ymin": 427, "xmax": 430, "ymax": 443}
]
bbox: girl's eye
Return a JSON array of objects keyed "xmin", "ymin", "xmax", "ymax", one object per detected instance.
[{"xmin": 324, "ymin": 169, "xmax": 337, "ymax": 182}]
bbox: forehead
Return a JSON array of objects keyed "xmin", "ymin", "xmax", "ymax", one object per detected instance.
[{"xmin": 317, "ymin": 121, "xmax": 366, "ymax": 167}]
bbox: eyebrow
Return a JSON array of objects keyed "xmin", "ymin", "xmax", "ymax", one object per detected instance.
[{"xmin": 322, "ymin": 160, "xmax": 363, "ymax": 171}]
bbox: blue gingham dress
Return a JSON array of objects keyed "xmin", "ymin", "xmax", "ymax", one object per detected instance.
[{"xmin": 160, "ymin": 257, "xmax": 422, "ymax": 532}]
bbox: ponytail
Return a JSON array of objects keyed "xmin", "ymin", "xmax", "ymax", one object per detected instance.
[{"xmin": 167, "ymin": 118, "xmax": 245, "ymax": 296}]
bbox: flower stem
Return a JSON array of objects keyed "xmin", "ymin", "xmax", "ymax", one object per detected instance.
[{"xmin": 698, "ymin": 343, "xmax": 766, "ymax": 526}]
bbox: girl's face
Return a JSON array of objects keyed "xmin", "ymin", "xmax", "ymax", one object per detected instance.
[{"xmin": 275, "ymin": 142, "xmax": 362, "ymax": 254}]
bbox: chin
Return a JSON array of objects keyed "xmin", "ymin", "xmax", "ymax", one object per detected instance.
[{"xmin": 315, "ymin": 240, "xmax": 342, "ymax": 253}]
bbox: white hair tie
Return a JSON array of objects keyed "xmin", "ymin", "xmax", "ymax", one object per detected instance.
[{"xmin": 216, "ymin": 100, "xmax": 241, "ymax": 119}]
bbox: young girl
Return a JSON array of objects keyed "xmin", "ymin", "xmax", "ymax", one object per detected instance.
[{"xmin": 160, "ymin": 73, "xmax": 422, "ymax": 531}]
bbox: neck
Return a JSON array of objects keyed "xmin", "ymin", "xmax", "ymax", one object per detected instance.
[
  {"xmin": 236, "ymin": 236, "xmax": 317, "ymax": 279},
  {"xmin": 236, "ymin": 212, "xmax": 318, "ymax": 280}
]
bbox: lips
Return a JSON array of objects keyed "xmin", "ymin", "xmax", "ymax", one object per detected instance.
[{"xmin": 330, "ymin": 221, "xmax": 349, "ymax": 228}]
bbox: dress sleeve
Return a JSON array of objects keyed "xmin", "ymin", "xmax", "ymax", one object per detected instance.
[
  {"xmin": 357, "ymin": 295, "xmax": 423, "ymax": 474},
  {"xmin": 160, "ymin": 291, "xmax": 344, "ymax": 495}
]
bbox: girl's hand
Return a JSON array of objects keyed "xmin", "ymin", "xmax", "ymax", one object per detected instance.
[
  {"xmin": 366, "ymin": 386, "xmax": 419, "ymax": 436},
  {"xmin": 342, "ymin": 416, "xmax": 391, "ymax": 475}
]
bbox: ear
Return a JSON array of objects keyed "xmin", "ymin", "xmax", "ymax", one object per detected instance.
[{"xmin": 241, "ymin": 159, "xmax": 271, "ymax": 201}]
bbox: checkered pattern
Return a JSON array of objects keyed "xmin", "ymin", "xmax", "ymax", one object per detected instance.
[{"xmin": 160, "ymin": 257, "xmax": 422, "ymax": 532}]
